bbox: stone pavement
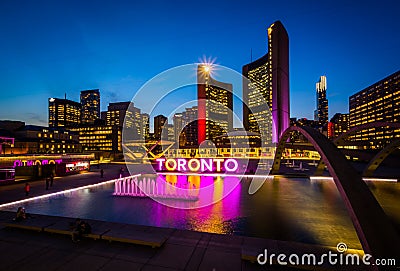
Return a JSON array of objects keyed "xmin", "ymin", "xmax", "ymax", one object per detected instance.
[
  {"xmin": 0, "ymin": 224, "xmax": 275, "ymax": 271},
  {"xmin": 0, "ymin": 216, "xmax": 369, "ymax": 271}
]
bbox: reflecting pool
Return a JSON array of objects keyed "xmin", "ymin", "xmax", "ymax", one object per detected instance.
[{"xmin": 2, "ymin": 174, "xmax": 399, "ymax": 249}]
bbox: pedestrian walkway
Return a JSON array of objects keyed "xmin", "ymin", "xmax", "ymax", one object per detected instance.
[
  {"xmin": 0, "ymin": 211, "xmax": 368, "ymax": 271},
  {"xmin": 0, "ymin": 164, "xmax": 126, "ymax": 205}
]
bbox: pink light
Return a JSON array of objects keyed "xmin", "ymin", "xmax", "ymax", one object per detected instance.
[
  {"xmin": 155, "ymin": 158, "xmax": 239, "ymax": 173},
  {"xmin": 157, "ymin": 171, "xmax": 273, "ymax": 179},
  {"xmin": 177, "ymin": 159, "xmax": 187, "ymax": 171},
  {"xmin": 156, "ymin": 158, "xmax": 165, "ymax": 171}
]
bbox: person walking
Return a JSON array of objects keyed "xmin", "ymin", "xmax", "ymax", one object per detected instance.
[
  {"xmin": 100, "ymin": 168, "xmax": 104, "ymax": 178},
  {"xmin": 50, "ymin": 174, "xmax": 54, "ymax": 187},
  {"xmin": 24, "ymin": 183, "xmax": 30, "ymax": 196}
]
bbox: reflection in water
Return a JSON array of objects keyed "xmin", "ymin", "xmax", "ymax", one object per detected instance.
[{"xmin": 2, "ymin": 174, "xmax": 399, "ymax": 249}]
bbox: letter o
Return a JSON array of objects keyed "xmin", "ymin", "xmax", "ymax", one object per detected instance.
[
  {"xmin": 224, "ymin": 158, "xmax": 238, "ymax": 172},
  {"xmin": 165, "ymin": 159, "xmax": 177, "ymax": 171},
  {"xmin": 188, "ymin": 159, "xmax": 200, "ymax": 172},
  {"xmin": 13, "ymin": 160, "xmax": 21, "ymax": 168}
]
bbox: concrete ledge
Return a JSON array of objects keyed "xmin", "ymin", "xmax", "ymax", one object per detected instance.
[
  {"xmin": 101, "ymin": 230, "xmax": 167, "ymax": 248},
  {"xmin": 2, "ymin": 219, "xmax": 55, "ymax": 232}
]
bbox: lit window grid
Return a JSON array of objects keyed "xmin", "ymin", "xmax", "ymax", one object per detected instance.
[{"xmin": 349, "ymin": 72, "xmax": 399, "ymax": 148}]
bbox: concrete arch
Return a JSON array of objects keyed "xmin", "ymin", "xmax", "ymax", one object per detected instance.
[
  {"xmin": 271, "ymin": 125, "xmax": 400, "ymax": 262},
  {"xmin": 314, "ymin": 121, "xmax": 400, "ymax": 175},
  {"xmin": 363, "ymin": 139, "xmax": 400, "ymax": 177}
]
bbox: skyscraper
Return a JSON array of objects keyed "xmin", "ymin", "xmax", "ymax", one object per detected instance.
[
  {"xmin": 181, "ymin": 106, "xmax": 198, "ymax": 148},
  {"xmin": 330, "ymin": 113, "xmax": 349, "ymax": 139},
  {"xmin": 48, "ymin": 97, "xmax": 81, "ymax": 127},
  {"xmin": 242, "ymin": 21, "xmax": 290, "ymax": 143},
  {"xmin": 315, "ymin": 76, "xmax": 328, "ymax": 126},
  {"xmin": 173, "ymin": 113, "xmax": 183, "ymax": 144},
  {"xmin": 80, "ymin": 89, "xmax": 100, "ymax": 124},
  {"xmin": 154, "ymin": 115, "xmax": 167, "ymax": 140},
  {"xmin": 105, "ymin": 102, "xmax": 131, "ymax": 127},
  {"xmin": 105, "ymin": 102, "xmax": 146, "ymax": 140},
  {"xmin": 197, "ymin": 64, "xmax": 233, "ymax": 145},
  {"xmin": 140, "ymin": 113, "xmax": 150, "ymax": 140}
]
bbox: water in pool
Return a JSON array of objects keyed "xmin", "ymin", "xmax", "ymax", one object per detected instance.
[{"xmin": 2, "ymin": 174, "xmax": 399, "ymax": 249}]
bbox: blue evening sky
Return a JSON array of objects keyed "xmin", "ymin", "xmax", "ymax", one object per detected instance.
[{"xmin": 0, "ymin": 0, "xmax": 399, "ymax": 127}]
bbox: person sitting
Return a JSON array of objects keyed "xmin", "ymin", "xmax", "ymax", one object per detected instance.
[
  {"xmin": 15, "ymin": 207, "xmax": 27, "ymax": 222},
  {"xmin": 80, "ymin": 220, "xmax": 91, "ymax": 235},
  {"xmin": 71, "ymin": 218, "xmax": 91, "ymax": 242}
]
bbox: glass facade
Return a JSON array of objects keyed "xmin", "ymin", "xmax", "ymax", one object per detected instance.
[
  {"xmin": 349, "ymin": 70, "xmax": 400, "ymax": 149},
  {"xmin": 154, "ymin": 115, "xmax": 167, "ymax": 140},
  {"xmin": 80, "ymin": 89, "xmax": 100, "ymax": 124},
  {"xmin": 330, "ymin": 113, "xmax": 349, "ymax": 139},
  {"xmin": 315, "ymin": 76, "xmax": 328, "ymax": 126},
  {"xmin": 197, "ymin": 65, "xmax": 233, "ymax": 145},
  {"xmin": 69, "ymin": 125, "xmax": 122, "ymax": 152},
  {"xmin": 180, "ymin": 106, "xmax": 198, "ymax": 148},
  {"xmin": 48, "ymin": 98, "xmax": 81, "ymax": 127},
  {"xmin": 243, "ymin": 21, "xmax": 289, "ymax": 144},
  {"xmin": 105, "ymin": 102, "xmax": 147, "ymax": 140}
]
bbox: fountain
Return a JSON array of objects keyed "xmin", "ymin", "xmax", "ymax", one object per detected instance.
[{"xmin": 113, "ymin": 175, "xmax": 199, "ymax": 201}]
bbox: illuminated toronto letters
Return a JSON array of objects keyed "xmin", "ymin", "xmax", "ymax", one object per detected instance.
[
  {"xmin": 156, "ymin": 158, "xmax": 239, "ymax": 173},
  {"xmin": 13, "ymin": 159, "xmax": 63, "ymax": 168}
]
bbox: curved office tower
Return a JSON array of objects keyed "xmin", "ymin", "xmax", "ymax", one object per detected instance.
[
  {"xmin": 243, "ymin": 21, "xmax": 290, "ymax": 143},
  {"xmin": 197, "ymin": 64, "xmax": 233, "ymax": 146}
]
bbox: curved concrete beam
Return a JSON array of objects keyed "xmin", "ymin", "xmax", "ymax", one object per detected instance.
[
  {"xmin": 363, "ymin": 139, "xmax": 400, "ymax": 177},
  {"xmin": 271, "ymin": 125, "xmax": 400, "ymax": 263}
]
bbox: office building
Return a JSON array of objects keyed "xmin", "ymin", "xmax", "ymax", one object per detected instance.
[
  {"xmin": 141, "ymin": 113, "xmax": 150, "ymax": 140},
  {"xmin": 105, "ymin": 102, "xmax": 147, "ymax": 140},
  {"xmin": 180, "ymin": 106, "xmax": 198, "ymax": 148},
  {"xmin": 330, "ymin": 113, "xmax": 349, "ymax": 139},
  {"xmin": 154, "ymin": 115, "xmax": 167, "ymax": 140},
  {"xmin": 198, "ymin": 64, "xmax": 233, "ymax": 145},
  {"xmin": 69, "ymin": 125, "xmax": 122, "ymax": 152},
  {"xmin": 315, "ymin": 76, "xmax": 328, "ymax": 126},
  {"xmin": 1, "ymin": 125, "xmax": 81, "ymax": 155},
  {"xmin": 166, "ymin": 124, "xmax": 174, "ymax": 142},
  {"xmin": 48, "ymin": 98, "xmax": 81, "ymax": 127},
  {"xmin": 243, "ymin": 21, "xmax": 290, "ymax": 144},
  {"xmin": 349, "ymin": 70, "xmax": 400, "ymax": 149},
  {"xmin": 80, "ymin": 89, "xmax": 100, "ymax": 124},
  {"xmin": 105, "ymin": 102, "xmax": 130, "ymax": 127},
  {"xmin": 173, "ymin": 113, "xmax": 183, "ymax": 144}
]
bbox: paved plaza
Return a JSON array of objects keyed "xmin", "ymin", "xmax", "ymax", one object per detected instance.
[{"xmin": 0, "ymin": 164, "xmax": 377, "ymax": 271}]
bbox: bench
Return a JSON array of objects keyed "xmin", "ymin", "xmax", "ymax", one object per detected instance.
[{"xmin": 101, "ymin": 229, "xmax": 167, "ymax": 248}]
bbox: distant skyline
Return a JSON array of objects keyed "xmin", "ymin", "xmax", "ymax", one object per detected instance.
[{"xmin": 0, "ymin": 0, "xmax": 399, "ymax": 126}]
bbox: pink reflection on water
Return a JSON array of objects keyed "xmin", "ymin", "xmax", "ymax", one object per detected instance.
[{"xmin": 151, "ymin": 174, "xmax": 242, "ymax": 234}]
